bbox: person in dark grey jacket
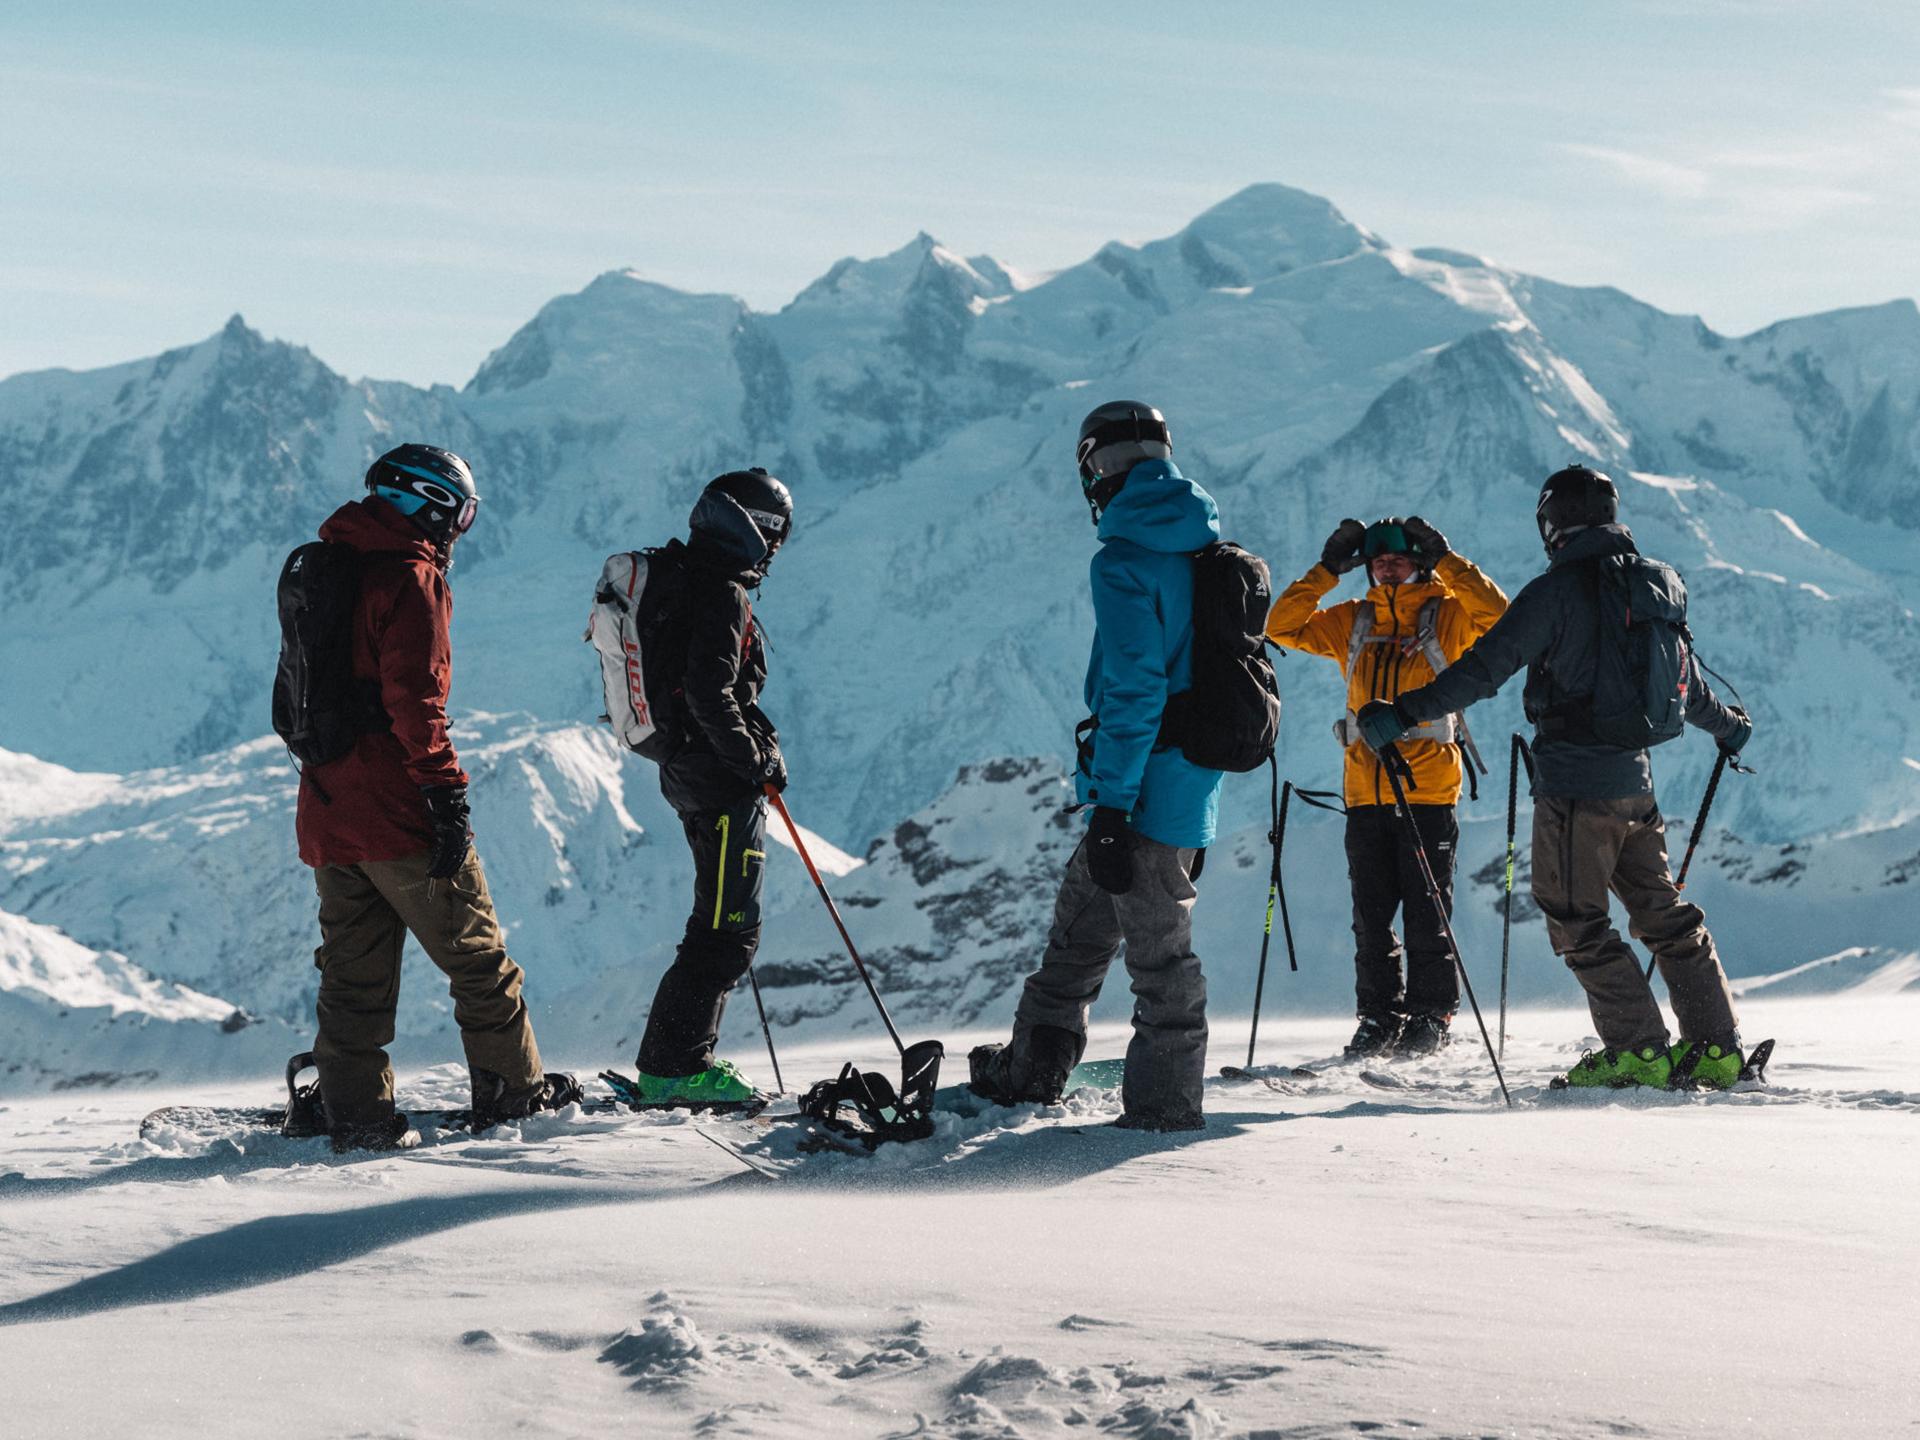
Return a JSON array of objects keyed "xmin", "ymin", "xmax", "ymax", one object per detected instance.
[{"xmin": 1357, "ymin": 465, "xmax": 1754, "ymax": 1089}]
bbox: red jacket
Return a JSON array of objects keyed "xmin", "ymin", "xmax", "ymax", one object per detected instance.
[{"xmin": 295, "ymin": 499, "xmax": 468, "ymax": 867}]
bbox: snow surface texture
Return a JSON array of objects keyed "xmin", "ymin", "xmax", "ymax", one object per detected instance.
[
  {"xmin": 0, "ymin": 1002, "xmax": 1913, "ymax": 1438},
  {"xmin": 2, "ymin": 180, "xmax": 1918, "ymax": 1084}
]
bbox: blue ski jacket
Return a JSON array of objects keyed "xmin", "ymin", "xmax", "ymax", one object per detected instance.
[{"xmin": 1075, "ymin": 459, "xmax": 1226, "ymax": 849}]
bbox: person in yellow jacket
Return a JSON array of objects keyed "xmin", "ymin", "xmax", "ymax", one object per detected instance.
[{"xmin": 1266, "ymin": 515, "xmax": 1508, "ymax": 1057}]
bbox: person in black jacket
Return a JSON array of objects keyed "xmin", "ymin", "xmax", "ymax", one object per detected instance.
[
  {"xmin": 1358, "ymin": 466, "xmax": 1755, "ymax": 1089},
  {"xmin": 629, "ymin": 469, "xmax": 792, "ymax": 1109}
]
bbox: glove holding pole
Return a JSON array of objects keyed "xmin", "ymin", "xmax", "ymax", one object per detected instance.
[{"xmin": 1646, "ymin": 708, "xmax": 1755, "ymax": 981}]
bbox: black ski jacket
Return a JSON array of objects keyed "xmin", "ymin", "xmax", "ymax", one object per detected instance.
[
  {"xmin": 1395, "ymin": 525, "xmax": 1746, "ymax": 799},
  {"xmin": 657, "ymin": 511, "xmax": 778, "ymax": 815}
]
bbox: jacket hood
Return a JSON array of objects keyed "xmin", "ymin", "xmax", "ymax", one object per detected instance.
[
  {"xmin": 318, "ymin": 497, "xmax": 441, "ymax": 563},
  {"xmin": 688, "ymin": 488, "xmax": 772, "ymax": 579},
  {"xmin": 1095, "ymin": 459, "xmax": 1220, "ymax": 553},
  {"xmin": 1550, "ymin": 523, "xmax": 1637, "ymax": 568}
]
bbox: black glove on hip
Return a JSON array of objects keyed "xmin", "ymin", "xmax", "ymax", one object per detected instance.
[
  {"xmin": 1402, "ymin": 514, "xmax": 1451, "ymax": 561},
  {"xmin": 420, "ymin": 784, "xmax": 472, "ymax": 880},
  {"xmin": 1085, "ymin": 805, "xmax": 1135, "ymax": 895},
  {"xmin": 1320, "ymin": 518, "xmax": 1368, "ymax": 575}
]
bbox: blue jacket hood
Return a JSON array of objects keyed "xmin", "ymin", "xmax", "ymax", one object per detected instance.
[{"xmin": 1096, "ymin": 460, "xmax": 1220, "ymax": 553}]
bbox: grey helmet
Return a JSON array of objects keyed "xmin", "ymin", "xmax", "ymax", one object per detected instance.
[
  {"xmin": 1075, "ymin": 400, "xmax": 1171, "ymax": 523},
  {"xmin": 1536, "ymin": 465, "xmax": 1619, "ymax": 554}
]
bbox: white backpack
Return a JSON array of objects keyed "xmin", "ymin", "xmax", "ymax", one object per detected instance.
[{"xmin": 585, "ymin": 549, "xmax": 681, "ymax": 761}]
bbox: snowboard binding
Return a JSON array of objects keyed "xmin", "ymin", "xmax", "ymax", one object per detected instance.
[
  {"xmin": 797, "ymin": 1038, "xmax": 943, "ymax": 1150},
  {"xmin": 280, "ymin": 1052, "xmax": 328, "ymax": 1138}
]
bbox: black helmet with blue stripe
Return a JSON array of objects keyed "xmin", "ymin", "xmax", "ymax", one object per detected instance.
[{"xmin": 365, "ymin": 444, "xmax": 479, "ymax": 546}]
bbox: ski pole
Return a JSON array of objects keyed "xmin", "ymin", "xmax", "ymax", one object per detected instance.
[
  {"xmin": 1499, "ymin": 733, "xmax": 1534, "ymax": 1062},
  {"xmin": 1645, "ymin": 747, "xmax": 1751, "ymax": 981},
  {"xmin": 765, "ymin": 785, "xmax": 908, "ymax": 1057},
  {"xmin": 1379, "ymin": 745, "xmax": 1512, "ymax": 1107},
  {"xmin": 743, "ymin": 967, "xmax": 785, "ymax": 1095},
  {"xmin": 1245, "ymin": 762, "xmax": 1288, "ymax": 1070}
]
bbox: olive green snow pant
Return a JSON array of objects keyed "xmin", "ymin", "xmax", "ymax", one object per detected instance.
[
  {"xmin": 1530, "ymin": 795, "xmax": 1739, "ymax": 1051},
  {"xmin": 311, "ymin": 848, "xmax": 542, "ymax": 1126}
]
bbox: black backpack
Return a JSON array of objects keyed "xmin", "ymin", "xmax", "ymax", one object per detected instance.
[
  {"xmin": 271, "ymin": 542, "xmax": 389, "ymax": 767},
  {"xmin": 1586, "ymin": 553, "xmax": 1691, "ymax": 749},
  {"xmin": 1158, "ymin": 541, "xmax": 1283, "ymax": 772},
  {"xmin": 586, "ymin": 545, "xmax": 694, "ymax": 762}
]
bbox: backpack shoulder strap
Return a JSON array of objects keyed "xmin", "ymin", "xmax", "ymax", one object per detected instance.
[
  {"xmin": 1415, "ymin": 597, "xmax": 1447, "ymax": 675},
  {"xmin": 1345, "ymin": 603, "xmax": 1374, "ymax": 678}
]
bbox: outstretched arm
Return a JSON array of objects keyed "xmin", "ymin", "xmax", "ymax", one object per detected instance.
[{"xmin": 1396, "ymin": 578, "xmax": 1556, "ymax": 722}]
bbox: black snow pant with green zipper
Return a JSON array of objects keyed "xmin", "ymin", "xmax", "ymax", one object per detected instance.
[{"xmin": 636, "ymin": 792, "xmax": 768, "ymax": 1076}]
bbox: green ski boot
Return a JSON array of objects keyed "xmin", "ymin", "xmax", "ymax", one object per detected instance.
[
  {"xmin": 1552, "ymin": 1043, "xmax": 1673, "ymax": 1089},
  {"xmin": 601, "ymin": 1060, "xmax": 767, "ymax": 1114},
  {"xmin": 1670, "ymin": 1040, "xmax": 1743, "ymax": 1090}
]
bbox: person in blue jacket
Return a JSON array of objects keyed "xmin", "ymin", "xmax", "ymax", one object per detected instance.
[{"xmin": 969, "ymin": 401, "xmax": 1226, "ymax": 1130}]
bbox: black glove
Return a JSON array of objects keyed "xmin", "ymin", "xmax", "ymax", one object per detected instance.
[
  {"xmin": 1084, "ymin": 806, "xmax": 1135, "ymax": 895},
  {"xmin": 755, "ymin": 742, "xmax": 788, "ymax": 793},
  {"xmin": 1356, "ymin": 699, "xmax": 1411, "ymax": 753},
  {"xmin": 1719, "ymin": 705, "xmax": 1752, "ymax": 757},
  {"xmin": 420, "ymin": 784, "xmax": 472, "ymax": 880},
  {"xmin": 1320, "ymin": 518, "xmax": 1367, "ymax": 575},
  {"xmin": 1403, "ymin": 514, "xmax": 1451, "ymax": 561}
]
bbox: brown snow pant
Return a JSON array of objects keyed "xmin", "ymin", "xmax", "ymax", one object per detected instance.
[
  {"xmin": 311, "ymin": 848, "xmax": 542, "ymax": 1125},
  {"xmin": 1530, "ymin": 795, "xmax": 1739, "ymax": 1051}
]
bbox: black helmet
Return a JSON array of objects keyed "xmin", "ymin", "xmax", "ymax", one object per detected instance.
[
  {"xmin": 1075, "ymin": 400, "xmax": 1171, "ymax": 522},
  {"xmin": 365, "ymin": 444, "xmax": 479, "ymax": 545},
  {"xmin": 690, "ymin": 467, "xmax": 793, "ymax": 577},
  {"xmin": 1536, "ymin": 465, "xmax": 1618, "ymax": 552}
]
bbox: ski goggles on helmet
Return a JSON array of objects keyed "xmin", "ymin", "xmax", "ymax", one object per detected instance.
[
  {"xmin": 381, "ymin": 466, "xmax": 480, "ymax": 536},
  {"xmin": 1363, "ymin": 520, "xmax": 1413, "ymax": 558}
]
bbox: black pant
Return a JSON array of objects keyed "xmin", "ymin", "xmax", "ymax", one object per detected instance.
[
  {"xmin": 1345, "ymin": 803, "xmax": 1459, "ymax": 1021},
  {"xmin": 637, "ymin": 793, "xmax": 768, "ymax": 1075}
]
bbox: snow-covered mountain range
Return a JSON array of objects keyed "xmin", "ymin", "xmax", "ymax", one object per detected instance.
[{"xmin": 2, "ymin": 182, "xmax": 1917, "ymax": 1088}]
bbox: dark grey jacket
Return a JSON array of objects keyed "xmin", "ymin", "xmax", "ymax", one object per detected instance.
[{"xmin": 1395, "ymin": 525, "xmax": 1745, "ymax": 799}]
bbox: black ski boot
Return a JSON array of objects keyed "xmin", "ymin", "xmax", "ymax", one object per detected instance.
[
  {"xmin": 1395, "ymin": 1013, "xmax": 1453, "ymax": 1058},
  {"xmin": 329, "ymin": 1112, "xmax": 420, "ymax": 1154},
  {"xmin": 968, "ymin": 1025, "xmax": 1085, "ymax": 1105},
  {"xmin": 471, "ymin": 1069, "xmax": 585, "ymax": 1130},
  {"xmin": 1112, "ymin": 1107, "xmax": 1205, "ymax": 1133},
  {"xmin": 1344, "ymin": 1014, "xmax": 1402, "ymax": 1059}
]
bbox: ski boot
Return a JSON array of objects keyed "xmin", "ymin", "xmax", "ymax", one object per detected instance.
[
  {"xmin": 329, "ymin": 1112, "xmax": 420, "ymax": 1154},
  {"xmin": 1395, "ymin": 1013, "xmax": 1453, "ymax": 1058},
  {"xmin": 1668, "ymin": 1037, "xmax": 1770, "ymax": 1091},
  {"xmin": 1112, "ymin": 1107, "xmax": 1205, "ymax": 1133},
  {"xmin": 1343, "ymin": 1014, "xmax": 1402, "ymax": 1059},
  {"xmin": 967, "ymin": 1024, "xmax": 1084, "ymax": 1105},
  {"xmin": 1552, "ymin": 1042, "xmax": 1673, "ymax": 1089},
  {"xmin": 603, "ymin": 1059, "xmax": 767, "ymax": 1114},
  {"xmin": 471, "ymin": 1069, "xmax": 585, "ymax": 1130}
]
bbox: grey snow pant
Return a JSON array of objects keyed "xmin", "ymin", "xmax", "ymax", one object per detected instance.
[
  {"xmin": 1008, "ymin": 833, "xmax": 1207, "ymax": 1120},
  {"xmin": 1530, "ymin": 794, "xmax": 1739, "ymax": 1051}
]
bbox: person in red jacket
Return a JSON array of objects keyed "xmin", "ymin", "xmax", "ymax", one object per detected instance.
[{"xmin": 291, "ymin": 444, "xmax": 576, "ymax": 1150}]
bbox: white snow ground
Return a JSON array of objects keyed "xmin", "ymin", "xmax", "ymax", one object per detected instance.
[{"xmin": 2, "ymin": 995, "xmax": 1913, "ymax": 1439}]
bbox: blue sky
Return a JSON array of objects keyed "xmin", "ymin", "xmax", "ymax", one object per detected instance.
[{"xmin": 4, "ymin": 0, "xmax": 1915, "ymax": 386}]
